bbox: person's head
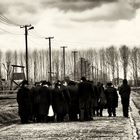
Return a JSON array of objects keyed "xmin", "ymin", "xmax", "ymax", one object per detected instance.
[
  {"xmin": 81, "ymin": 77, "xmax": 86, "ymax": 82},
  {"xmin": 46, "ymin": 81, "xmax": 52, "ymax": 87},
  {"xmin": 107, "ymin": 82, "xmax": 112, "ymax": 87},
  {"xmin": 62, "ymin": 80, "xmax": 67, "ymax": 86},
  {"xmin": 68, "ymin": 81, "xmax": 76, "ymax": 86},
  {"xmin": 41, "ymin": 80, "xmax": 48, "ymax": 87},
  {"xmin": 55, "ymin": 82, "xmax": 61, "ymax": 89},
  {"xmin": 123, "ymin": 79, "xmax": 128, "ymax": 85},
  {"xmin": 21, "ymin": 80, "xmax": 28, "ymax": 87}
]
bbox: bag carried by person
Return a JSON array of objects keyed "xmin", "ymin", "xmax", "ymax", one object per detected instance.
[{"xmin": 48, "ymin": 105, "xmax": 54, "ymax": 117}]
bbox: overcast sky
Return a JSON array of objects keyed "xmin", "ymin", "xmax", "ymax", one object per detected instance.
[{"xmin": 0, "ymin": 0, "xmax": 140, "ymax": 52}]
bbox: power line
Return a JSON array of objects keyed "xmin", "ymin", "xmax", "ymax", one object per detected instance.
[
  {"xmin": 28, "ymin": 37, "xmax": 47, "ymax": 48},
  {"xmin": 0, "ymin": 27, "xmax": 23, "ymax": 35},
  {"xmin": 28, "ymin": 29, "xmax": 46, "ymax": 39},
  {"xmin": 0, "ymin": 14, "xmax": 21, "ymax": 27}
]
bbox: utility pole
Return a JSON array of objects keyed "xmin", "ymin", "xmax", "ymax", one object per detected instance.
[
  {"xmin": 91, "ymin": 65, "xmax": 94, "ymax": 81},
  {"xmin": 61, "ymin": 46, "xmax": 67, "ymax": 80},
  {"xmin": 72, "ymin": 51, "xmax": 78, "ymax": 81},
  {"xmin": 20, "ymin": 25, "xmax": 34, "ymax": 82},
  {"xmin": 45, "ymin": 37, "xmax": 54, "ymax": 83},
  {"xmin": 84, "ymin": 60, "xmax": 87, "ymax": 78},
  {"xmin": 80, "ymin": 57, "xmax": 85, "ymax": 78}
]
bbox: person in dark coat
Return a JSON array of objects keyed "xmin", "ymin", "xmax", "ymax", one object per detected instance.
[
  {"xmin": 78, "ymin": 77, "xmax": 95, "ymax": 121},
  {"xmin": 30, "ymin": 82, "xmax": 41, "ymax": 122},
  {"xmin": 68, "ymin": 81, "xmax": 79, "ymax": 121},
  {"xmin": 105, "ymin": 82, "xmax": 118, "ymax": 117},
  {"xmin": 61, "ymin": 80, "xmax": 71, "ymax": 121},
  {"xmin": 17, "ymin": 80, "xmax": 31, "ymax": 124},
  {"xmin": 38, "ymin": 81, "xmax": 51, "ymax": 122},
  {"xmin": 52, "ymin": 82, "xmax": 69, "ymax": 122},
  {"xmin": 119, "ymin": 79, "xmax": 131, "ymax": 118},
  {"xmin": 96, "ymin": 82, "xmax": 106, "ymax": 117},
  {"xmin": 92, "ymin": 84, "xmax": 98, "ymax": 116}
]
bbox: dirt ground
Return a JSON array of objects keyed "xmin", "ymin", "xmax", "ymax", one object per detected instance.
[{"xmin": 0, "ymin": 91, "xmax": 139, "ymax": 140}]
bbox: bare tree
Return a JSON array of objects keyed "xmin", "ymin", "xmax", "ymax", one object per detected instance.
[
  {"xmin": 1, "ymin": 51, "xmax": 13, "ymax": 89},
  {"xmin": 13, "ymin": 50, "xmax": 18, "ymax": 72},
  {"xmin": 99, "ymin": 48, "xmax": 107, "ymax": 83},
  {"xmin": 106, "ymin": 46, "xmax": 116, "ymax": 83},
  {"xmin": 0, "ymin": 50, "xmax": 2, "ymax": 79},
  {"xmin": 114, "ymin": 49, "xmax": 120, "ymax": 85},
  {"xmin": 119, "ymin": 45, "xmax": 130, "ymax": 79},
  {"xmin": 130, "ymin": 47, "xmax": 138, "ymax": 86},
  {"xmin": 32, "ymin": 50, "xmax": 38, "ymax": 82}
]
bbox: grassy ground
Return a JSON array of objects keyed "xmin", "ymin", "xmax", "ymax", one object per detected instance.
[
  {"xmin": 0, "ymin": 96, "xmax": 19, "ymax": 125},
  {"xmin": 131, "ymin": 91, "xmax": 140, "ymax": 114}
]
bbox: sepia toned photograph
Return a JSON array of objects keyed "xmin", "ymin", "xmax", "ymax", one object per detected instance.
[{"xmin": 0, "ymin": 0, "xmax": 140, "ymax": 139}]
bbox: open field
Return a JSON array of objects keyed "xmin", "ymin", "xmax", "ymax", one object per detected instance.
[{"xmin": 0, "ymin": 94, "xmax": 19, "ymax": 126}]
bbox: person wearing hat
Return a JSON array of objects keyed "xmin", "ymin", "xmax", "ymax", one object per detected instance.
[
  {"xmin": 105, "ymin": 82, "xmax": 118, "ymax": 117},
  {"xmin": 17, "ymin": 80, "xmax": 31, "ymax": 124},
  {"xmin": 119, "ymin": 79, "xmax": 131, "ymax": 118},
  {"xmin": 78, "ymin": 77, "xmax": 95, "ymax": 121},
  {"xmin": 51, "ymin": 82, "xmax": 65, "ymax": 122},
  {"xmin": 38, "ymin": 80, "xmax": 51, "ymax": 122}
]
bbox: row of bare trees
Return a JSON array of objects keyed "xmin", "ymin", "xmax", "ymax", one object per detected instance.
[{"xmin": 0, "ymin": 45, "xmax": 140, "ymax": 86}]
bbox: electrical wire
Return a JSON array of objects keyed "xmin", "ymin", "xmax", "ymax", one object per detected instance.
[
  {"xmin": 0, "ymin": 27, "xmax": 24, "ymax": 35},
  {"xmin": 0, "ymin": 14, "xmax": 21, "ymax": 27},
  {"xmin": 28, "ymin": 37, "xmax": 47, "ymax": 48}
]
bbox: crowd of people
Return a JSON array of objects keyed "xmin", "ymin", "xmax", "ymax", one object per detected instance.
[{"xmin": 17, "ymin": 77, "xmax": 131, "ymax": 124}]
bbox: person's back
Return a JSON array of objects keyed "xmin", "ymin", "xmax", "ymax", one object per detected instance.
[
  {"xmin": 78, "ymin": 80, "xmax": 93, "ymax": 101},
  {"xmin": 119, "ymin": 79, "xmax": 131, "ymax": 118},
  {"xmin": 105, "ymin": 86, "xmax": 118, "ymax": 103},
  {"xmin": 119, "ymin": 82, "xmax": 131, "ymax": 99},
  {"xmin": 68, "ymin": 82, "xmax": 79, "ymax": 121},
  {"xmin": 105, "ymin": 82, "xmax": 118, "ymax": 117},
  {"xmin": 17, "ymin": 80, "xmax": 31, "ymax": 123},
  {"xmin": 38, "ymin": 81, "xmax": 51, "ymax": 122},
  {"xmin": 78, "ymin": 77, "xmax": 94, "ymax": 121}
]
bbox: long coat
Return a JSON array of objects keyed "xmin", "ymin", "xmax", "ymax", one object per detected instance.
[
  {"xmin": 38, "ymin": 86, "xmax": 51, "ymax": 115},
  {"xmin": 97, "ymin": 85, "xmax": 107, "ymax": 108},
  {"xmin": 17, "ymin": 86, "xmax": 31, "ymax": 118},
  {"xmin": 105, "ymin": 87, "xmax": 118, "ymax": 108},
  {"xmin": 119, "ymin": 84, "xmax": 131, "ymax": 106},
  {"xmin": 30, "ymin": 85, "xmax": 41, "ymax": 118},
  {"xmin": 119, "ymin": 84, "xmax": 131, "ymax": 99},
  {"xmin": 78, "ymin": 81, "xmax": 94, "ymax": 102},
  {"xmin": 52, "ymin": 87, "xmax": 69, "ymax": 115},
  {"xmin": 68, "ymin": 85, "xmax": 79, "ymax": 114}
]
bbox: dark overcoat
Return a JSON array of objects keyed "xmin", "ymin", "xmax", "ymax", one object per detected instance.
[
  {"xmin": 78, "ymin": 81, "xmax": 94, "ymax": 101},
  {"xmin": 68, "ymin": 85, "xmax": 79, "ymax": 114},
  {"xmin": 119, "ymin": 84, "xmax": 131, "ymax": 99},
  {"xmin": 52, "ymin": 87, "xmax": 68, "ymax": 115},
  {"xmin": 38, "ymin": 86, "xmax": 51, "ymax": 115},
  {"xmin": 30, "ymin": 85, "xmax": 41, "ymax": 118},
  {"xmin": 17, "ymin": 86, "xmax": 31, "ymax": 118},
  {"xmin": 105, "ymin": 87, "xmax": 118, "ymax": 108}
]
